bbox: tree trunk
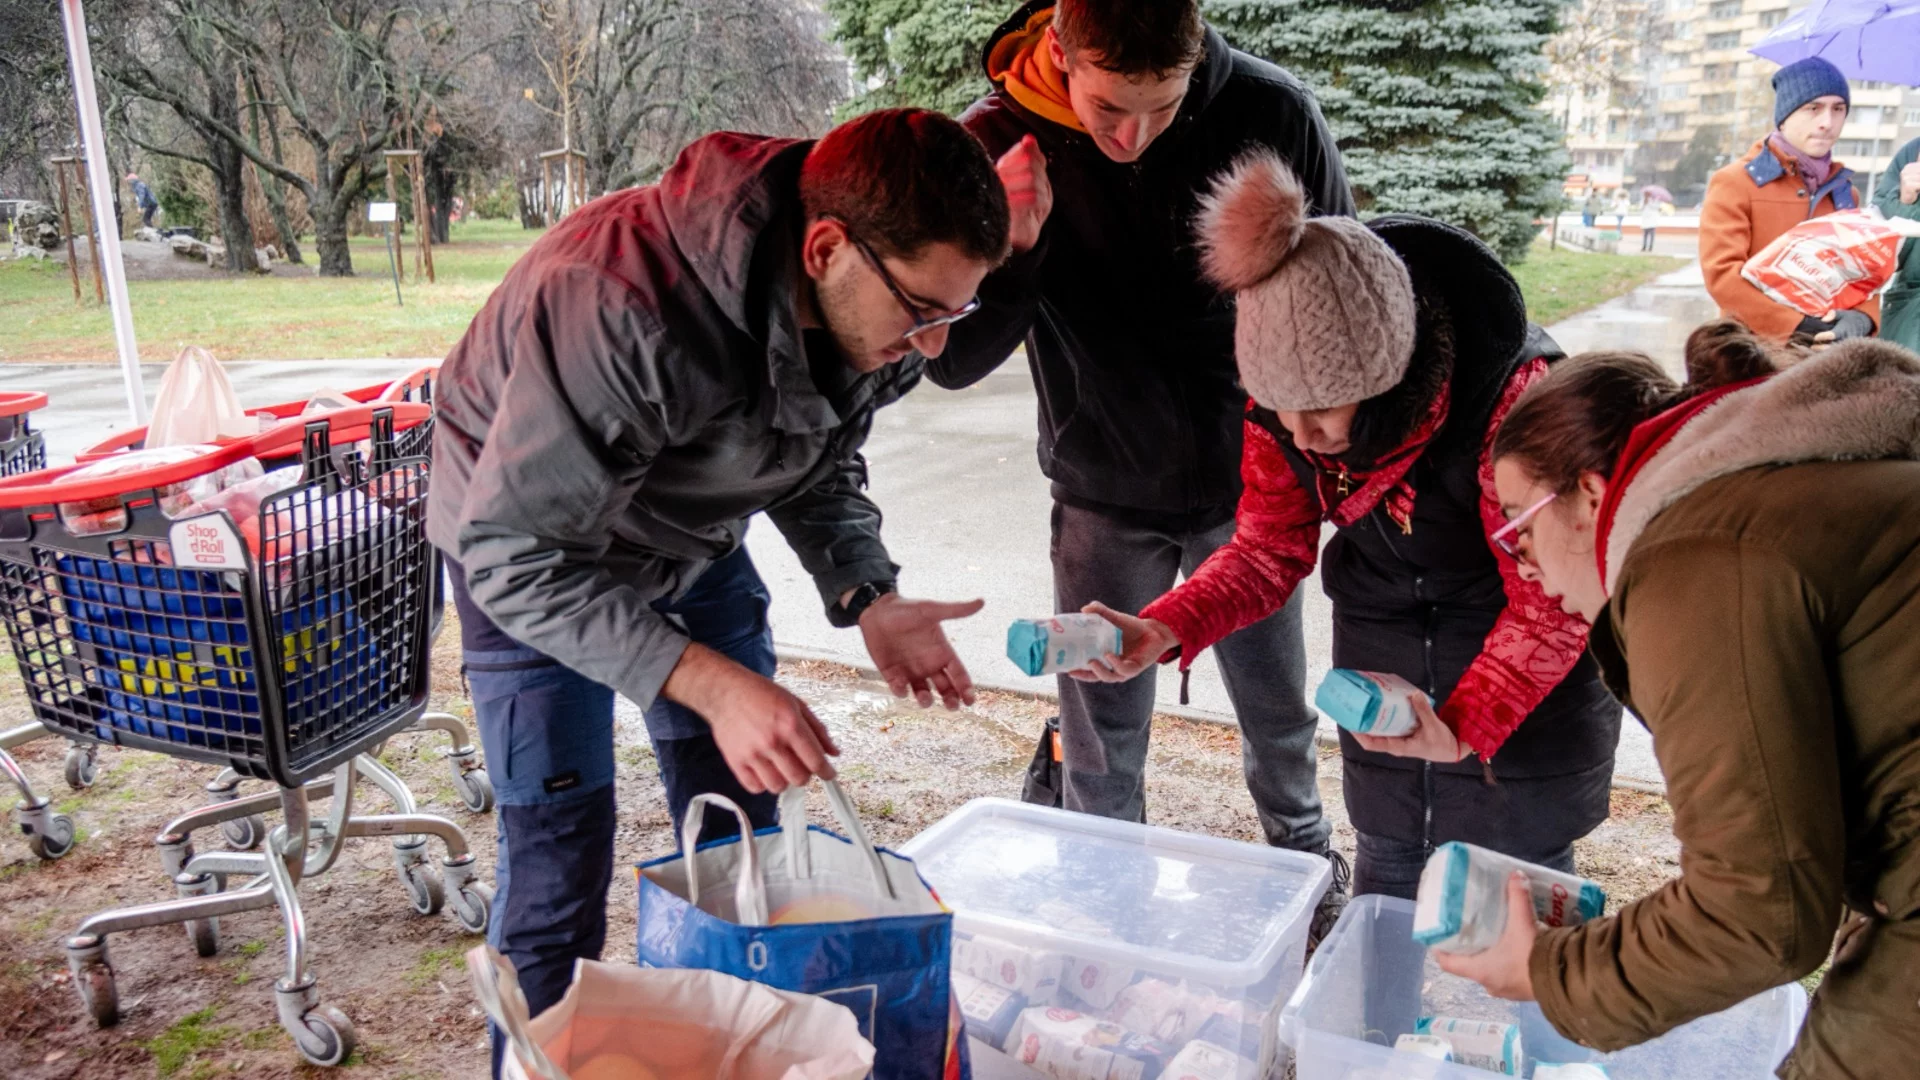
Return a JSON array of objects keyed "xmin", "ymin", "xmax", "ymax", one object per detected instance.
[
  {"xmin": 246, "ymin": 80, "xmax": 303, "ymax": 264},
  {"xmin": 424, "ymin": 145, "xmax": 456, "ymax": 245},
  {"xmin": 201, "ymin": 55, "xmax": 259, "ymax": 272},
  {"xmin": 311, "ymin": 167, "xmax": 354, "ymax": 277}
]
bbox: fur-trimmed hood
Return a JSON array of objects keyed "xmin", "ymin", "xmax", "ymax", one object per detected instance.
[{"xmin": 1605, "ymin": 338, "xmax": 1920, "ymax": 591}]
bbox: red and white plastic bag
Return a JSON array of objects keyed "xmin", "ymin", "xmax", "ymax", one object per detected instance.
[{"xmin": 1741, "ymin": 210, "xmax": 1920, "ymax": 318}]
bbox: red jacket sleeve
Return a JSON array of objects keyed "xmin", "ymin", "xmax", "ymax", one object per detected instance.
[
  {"xmin": 1141, "ymin": 419, "xmax": 1323, "ymax": 666},
  {"xmin": 1438, "ymin": 360, "xmax": 1594, "ymax": 759}
]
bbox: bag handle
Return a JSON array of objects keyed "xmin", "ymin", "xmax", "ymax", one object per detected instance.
[
  {"xmin": 681, "ymin": 793, "xmax": 769, "ymax": 926},
  {"xmin": 779, "ymin": 778, "xmax": 895, "ymax": 901},
  {"xmin": 465, "ymin": 945, "xmax": 571, "ymax": 1080}
]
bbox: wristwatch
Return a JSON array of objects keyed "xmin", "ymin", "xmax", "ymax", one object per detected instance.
[{"xmin": 830, "ymin": 580, "xmax": 897, "ymax": 628}]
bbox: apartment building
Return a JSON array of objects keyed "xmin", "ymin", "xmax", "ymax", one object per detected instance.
[{"xmin": 1550, "ymin": 0, "xmax": 1919, "ymax": 202}]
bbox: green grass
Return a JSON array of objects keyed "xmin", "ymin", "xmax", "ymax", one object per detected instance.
[
  {"xmin": 142, "ymin": 1007, "xmax": 234, "ymax": 1078},
  {"xmin": 4, "ymin": 219, "xmax": 1695, "ymax": 368},
  {"xmin": 406, "ymin": 944, "xmax": 468, "ymax": 989},
  {"xmin": 1, "ymin": 219, "xmax": 540, "ymax": 364},
  {"xmin": 1510, "ymin": 239, "xmax": 1690, "ymax": 326}
]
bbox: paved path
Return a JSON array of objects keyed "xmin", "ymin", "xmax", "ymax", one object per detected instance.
[{"xmin": 1, "ymin": 263, "xmax": 1720, "ymax": 789}]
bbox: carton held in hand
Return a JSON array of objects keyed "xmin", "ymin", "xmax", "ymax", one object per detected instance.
[
  {"xmin": 1413, "ymin": 841, "xmax": 1606, "ymax": 954},
  {"xmin": 1314, "ymin": 669, "xmax": 1428, "ymax": 737},
  {"xmin": 1009, "ymin": 614, "xmax": 1124, "ymax": 677}
]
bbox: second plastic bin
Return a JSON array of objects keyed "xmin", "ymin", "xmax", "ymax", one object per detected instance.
[
  {"xmin": 1280, "ymin": 894, "xmax": 1807, "ymax": 1079},
  {"xmin": 901, "ymin": 798, "xmax": 1331, "ymax": 1076}
]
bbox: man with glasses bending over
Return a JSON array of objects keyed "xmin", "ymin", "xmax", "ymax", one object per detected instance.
[{"xmin": 428, "ymin": 108, "xmax": 1009, "ymax": 1069}]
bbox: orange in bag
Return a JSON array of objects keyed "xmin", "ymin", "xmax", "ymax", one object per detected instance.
[{"xmin": 1741, "ymin": 210, "xmax": 1920, "ymax": 318}]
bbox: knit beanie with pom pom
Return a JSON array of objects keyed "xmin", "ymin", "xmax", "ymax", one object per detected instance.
[{"xmin": 1198, "ymin": 152, "xmax": 1417, "ymax": 412}]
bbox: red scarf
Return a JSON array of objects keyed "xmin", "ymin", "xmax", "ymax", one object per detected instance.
[
  {"xmin": 1302, "ymin": 383, "xmax": 1451, "ymax": 534},
  {"xmin": 1593, "ymin": 378, "xmax": 1769, "ymax": 588}
]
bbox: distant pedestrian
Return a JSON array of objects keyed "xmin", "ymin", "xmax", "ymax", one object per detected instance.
[
  {"xmin": 1610, "ymin": 190, "xmax": 1629, "ymax": 231},
  {"xmin": 1700, "ymin": 56, "xmax": 1875, "ymax": 344},
  {"xmin": 1581, "ymin": 188, "xmax": 1601, "ymax": 228},
  {"xmin": 1639, "ymin": 197, "xmax": 1662, "ymax": 252},
  {"xmin": 126, "ymin": 172, "xmax": 158, "ymax": 229},
  {"xmin": 1873, "ymin": 134, "xmax": 1920, "ymax": 352}
]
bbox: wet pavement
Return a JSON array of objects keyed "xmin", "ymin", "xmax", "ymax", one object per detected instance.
[{"xmin": 0, "ymin": 259, "xmax": 1709, "ymax": 789}]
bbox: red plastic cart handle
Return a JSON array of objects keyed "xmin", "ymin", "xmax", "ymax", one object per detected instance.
[
  {"xmin": 247, "ymin": 402, "xmax": 431, "ymax": 459},
  {"xmin": 0, "ymin": 391, "xmax": 48, "ymax": 418},
  {"xmin": 0, "ymin": 441, "xmax": 259, "ymax": 507}
]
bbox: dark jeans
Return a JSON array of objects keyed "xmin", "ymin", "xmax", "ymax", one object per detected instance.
[
  {"xmin": 1050, "ymin": 500, "xmax": 1327, "ymax": 853},
  {"xmin": 447, "ymin": 548, "xmax": 779, "ymax": 1077},
  {"xmin": 1641, "ymin": 227, "xmax": 1657, "ymax": 252},
  {"xmin": 140, "ymin": 205, "xmax": 156, "ymax": 229},
  {"xmin": 1352, "ymin": 829, "xmax": 1576, "ymax": 901}
]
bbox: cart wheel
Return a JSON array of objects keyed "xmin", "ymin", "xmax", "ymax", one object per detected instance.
[
  {"xmin": 292, "ymin": 1004, "xmax": 356, "ymax": 1067},
  {"xmin": 455, "ymin": 769, "xmax": 495, "ymax": 814},
  {"xmin": 453, "ymin": 882, "xmax": 494, "ymax": 935},
  {"xmin": 222, "ymin": 814, "xmax": 265, "ymax": 851},
  {"xmin": 401, "ymin": 860, "xmax": 445, "ymax": 916},
  {"xmin": 64, "ymin": 747, "xmax": 97, "ymax": 790},
  {"xmin": 76, "ymin": 957, "xmax": 118, "ymax": 1027},
  {"xmin": 29, "ymin": 813, "xmax": 77, "ymax": 861},
  {"xmin": 185, "ymin": 916, "xmax": 219, "ymax": 958}
]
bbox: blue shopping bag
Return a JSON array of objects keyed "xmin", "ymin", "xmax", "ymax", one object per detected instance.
[{"xmin": 636, "ymin": 781, "xmax": 968, "ymax": 1080}]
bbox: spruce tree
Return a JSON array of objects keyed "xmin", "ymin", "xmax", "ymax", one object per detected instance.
[
  {"xmin": 826, "ymin": 0, "xmax": 1005, "ymax": 117},
  {"xmin": 1209, "ymin": 0, "xmax": 1569, "ymax": 262}
]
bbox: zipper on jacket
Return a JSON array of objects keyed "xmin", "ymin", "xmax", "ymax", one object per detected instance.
[{"xmin": 1422, "ymin": 601, "xmax": 1439, "ymax": 858}]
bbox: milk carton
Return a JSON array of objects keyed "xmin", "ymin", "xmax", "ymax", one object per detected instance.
[
  {"xmin": 1314, "ymin": 669, "xmax": 1428, "ymax": 737},
  {"xmin": 1008, "ymin": 615, "xmax": 1124, "ymax": 676},
  {"xmin": 1413, "ymin": 842, "xmax": 1606, "ymax": 954}
]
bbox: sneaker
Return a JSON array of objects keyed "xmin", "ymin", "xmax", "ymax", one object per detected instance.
[{"xmin": 1307, "ymin": 848, "xmax": 1352, "ymax": 956}]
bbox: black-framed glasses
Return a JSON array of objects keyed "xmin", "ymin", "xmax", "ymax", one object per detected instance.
[{"xmin": 843, "ymin": 230, "xmax": 981, "ymax": 344}]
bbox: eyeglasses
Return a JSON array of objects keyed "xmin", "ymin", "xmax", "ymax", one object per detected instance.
[
  {"xmin": 1490, "ymin": 493, "xmax": 1557, "ymax": 560},
  {"xmin": 843, "ymin": 229, "xmax": 981, "ymax": 344}
]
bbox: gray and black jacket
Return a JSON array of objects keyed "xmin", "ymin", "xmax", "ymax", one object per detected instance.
[{"xmin": 427, "ymin": 133, "xmax": 913, "ymax": 709}]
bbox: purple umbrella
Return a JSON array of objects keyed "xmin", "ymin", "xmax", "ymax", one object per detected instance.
[
  {"xmin": 1640, "ymin": 184, "xmax": 1675, "ymax": 204},
  {"xmin": 1751, "ymin": 0, "xmax": 1920, "ymax": 85}
]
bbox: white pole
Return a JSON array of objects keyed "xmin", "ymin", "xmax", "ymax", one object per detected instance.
[{"xmin": 60, "ymin": 0, "xmax": 147, "ymax": 425}]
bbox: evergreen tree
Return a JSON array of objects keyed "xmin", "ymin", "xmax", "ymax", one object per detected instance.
[
  {"xmin": 1210, "ymin": 0, "xmax": 1570, "ymax": 262},
  {"xmin": 826, "ymin": 0, "xmax": 1006, "ymax": 117}
]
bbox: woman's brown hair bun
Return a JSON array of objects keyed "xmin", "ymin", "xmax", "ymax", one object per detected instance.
[{"xmin": 1682, "ymin": 319, "xmax": 1783, "ymax": 390}]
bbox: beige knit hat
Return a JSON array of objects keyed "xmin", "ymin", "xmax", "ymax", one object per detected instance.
[{"xmin": 1198, "ymin": 153, "xmax": 1417, "ymax": 412}]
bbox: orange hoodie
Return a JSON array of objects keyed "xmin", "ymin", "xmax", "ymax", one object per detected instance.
[{"xmin": 984, "ymin": 7, "xmax": 1086, "ymax": 133}]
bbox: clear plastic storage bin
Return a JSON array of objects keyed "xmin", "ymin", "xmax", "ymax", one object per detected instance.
[
  {"xmin": 902, "ymin": 799, "xmax": 1331, "ymax": 1077},
  {"xmin": 1280, "ymin": 895, "xmax": 1808, "ymax": 1079}
]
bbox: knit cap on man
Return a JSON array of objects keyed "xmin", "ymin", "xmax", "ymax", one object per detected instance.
[
  {"xmin": 1197, "ymin": 153, "xmax": 1416, "ymax": 412},
  {"xmin": 1772, "ymin": 56, "xmax": 1850, "ymax": 127}
]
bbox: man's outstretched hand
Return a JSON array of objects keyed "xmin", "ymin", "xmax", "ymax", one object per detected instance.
[
  {"xmin": 662, "ymin": 643, "xmax": 839, "ymax": 794},
  {"xmin": 860, "ymin": 594, "xmax": 984, "ymax": 710}
]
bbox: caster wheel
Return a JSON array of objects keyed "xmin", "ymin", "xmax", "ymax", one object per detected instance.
[
  {"xmin": 222, "ymin": 814, "xmax": 265, "ymax": 851},
  {"xmin": 400, "ymin": 860, "xmax": 445, "ymax": 916},
  {"xmin": 293, "ymin": 1004, "xmax": 356, "ymax": 1067},
  {"xmin": 456, "ymin": 769, "xmax": 495, "ymax": 814},
  {"xmin": 29, "ymin": 813, "xmax": 77, "ymax": 861},
  {"xmin": 186, "ymin": 916, "xmax": 219, "ymax": 958},
  {"xmin": 76, "ymin": 960, "xmax": 119, "ymax": 1027},
  {"xmin": 453, "ymin": 882, "xmax": 494, "ymax": 935},
  {"xmin": 64, "ymin": 747, "xmax": 97, "ymax": 790}
]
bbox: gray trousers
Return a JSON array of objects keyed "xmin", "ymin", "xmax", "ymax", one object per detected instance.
[{"xmin": 1051, "ymin": 500, "xmax": 1327, "ymax": 853}]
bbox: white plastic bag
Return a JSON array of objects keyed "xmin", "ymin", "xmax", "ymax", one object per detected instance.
[
  {"xmin": 467, "ymin": 945, "xmax": 875, "ymax": 1080},
  {"xmin": 146, "ymin": 346, "xmax": 254, "ymax": 448}
]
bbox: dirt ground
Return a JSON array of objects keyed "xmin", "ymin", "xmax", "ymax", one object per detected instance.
[
  {"xmin": 0, "ymin": 628, "xmax": 1681, "ymax": 1079},
  {"xmin": 34, "ymin": 236, "xmax": 319, "ymax": 282}
]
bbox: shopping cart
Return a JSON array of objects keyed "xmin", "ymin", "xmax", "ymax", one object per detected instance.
[
  {"xmin": 0, "ymin": 405, "xmax": 490, "ymax": 1066},
  {"xmin": 76, "ymin": 367, "xmax": 491, "ymax": 852},
  {"xmin": 0, "ymin": 389, "xmax": 97, "ymax": 863}
]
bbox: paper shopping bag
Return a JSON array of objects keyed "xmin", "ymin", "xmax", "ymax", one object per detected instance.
[
  {"xmin": 637, "ymin": 781, "xmax": 967, "ymax": 1080},
  {"xmin": 467, "ymin": 945, "xmax": 874, "ymax": 1080}
]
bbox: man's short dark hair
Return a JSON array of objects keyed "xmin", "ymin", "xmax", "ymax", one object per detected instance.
[
  {"xmin": 801, "ymin": 108, "xmax": 1010, "ymax": 265},
  {"xmin": 1054, "ymin": 0, "xmax": 1204, "ymax": 77}
]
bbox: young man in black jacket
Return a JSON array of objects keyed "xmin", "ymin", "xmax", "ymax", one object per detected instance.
[{"xmin": 936, "ymin": 0, "xmax": 1355, "ymax": 923}]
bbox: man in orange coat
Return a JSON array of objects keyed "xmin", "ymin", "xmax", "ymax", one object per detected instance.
[{"xmin": 1699, "ymin": 56, "xmax": 1878, "ymax": 343}]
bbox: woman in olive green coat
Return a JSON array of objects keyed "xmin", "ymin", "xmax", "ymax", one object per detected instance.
[{"xmin": 1438, "ymin": 321, "xmax": 1920, "ymax": 1080}]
